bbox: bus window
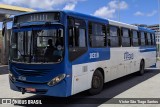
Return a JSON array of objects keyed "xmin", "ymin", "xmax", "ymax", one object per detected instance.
[
  {"xmin": 122, "ymin": 28, "xmax": 130, "ymax": 47},
  {"xmin": 79, "ymin": 28, "xmax": 86, "ymax": 47},
  {"xmin": 152, "ymin": 34, "xmax": 156, "ymax": 45},
  {"xmin": 68, "ymin": 28, "xmax": 74, "ymax": 47},
  {"xmin": 140, "ymin": 32, "xmax": 145, "ymax": 46},
  {"xmin": 144, "ymin": 32, "xmax": 148, "ymax": 45},
  {"xmin": 68, "ymin": 17, "xmax": 87, "ymax": 61},
  {"xmin": 68, "ymin": 18, "xmax": 86, "ymax": 47},
  {"xmin": 108, "ymin": 26, "xmax": 119, "ymax": 47},
  {"xmin": 132, "ymin": 30, "xmax": 139, "ymax": 46},
  {"xmin": 89, "ymin": 22, "xmax": 106, "ymax": 47},
  {"xmin": 147, "ymin": 33, "xmax": 152, "ymax": 45}
]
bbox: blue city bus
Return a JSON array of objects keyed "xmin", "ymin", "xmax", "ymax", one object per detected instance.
[{"xmin": 9, "ymin": 10, "xmax": 157, "ymax": 97}]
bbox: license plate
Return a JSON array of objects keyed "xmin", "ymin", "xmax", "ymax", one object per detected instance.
[
  {"xmin": 18, "ymin": 76, "xmax": 26, "ymax": 81},
  {"xmin": 25, "ymin": 88, "xmax": 36, "ymax": 92}
]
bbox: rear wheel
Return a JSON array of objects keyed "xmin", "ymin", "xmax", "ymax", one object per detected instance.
[
  {"xmin": 138, "ymin": 60, "xmax": 145, "ymax": 75},
  {"xmin": 89, "ymin": 70, "xmax": 104, "ymax": 95}
]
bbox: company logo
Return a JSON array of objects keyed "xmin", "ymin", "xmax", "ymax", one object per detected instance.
[
  {"xmin": 2, "ymin": 99, "xmax": 11, "ymax": 104},
  {"xmin": 124, "ymin": 52, "xmax": 134, "ymax": 61},
  {"xmin": 1, "ymin": 99, "xmax": 42, "ymax": 105}
]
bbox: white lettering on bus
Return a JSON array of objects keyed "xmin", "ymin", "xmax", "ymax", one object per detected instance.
[{"xmin": 90, "ymin": 52, "xmax": 99, "ymax": 59}]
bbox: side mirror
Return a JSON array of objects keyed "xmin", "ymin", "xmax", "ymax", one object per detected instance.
[{"xmin": 2, "ymin": 26, "xmax": 5, "ymax": 37}]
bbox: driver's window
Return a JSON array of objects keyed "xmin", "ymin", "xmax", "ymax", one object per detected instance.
[
  {"xmin": 79, "ymin": 28, "xmax": 86, "ymax": 47},
  {"xmin": 68, "ymin": 17, "xmax": 87, "ymax": 61},
  {"xmin": 68, "ymin": 17, "xmax": 86, "ymax": 48}
]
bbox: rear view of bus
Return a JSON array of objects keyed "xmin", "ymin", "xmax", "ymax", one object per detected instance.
[{"xmin": 9, "ymin": 11, "xmax": 70, "ymax": 97}]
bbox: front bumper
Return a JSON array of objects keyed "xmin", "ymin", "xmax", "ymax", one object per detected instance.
[{"xmin": 9, "ymin": 77, "xmax": 69, "ymax": 97}]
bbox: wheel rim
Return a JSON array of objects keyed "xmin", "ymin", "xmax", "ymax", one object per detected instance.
[{"xmin": 92, "ymin": 76, "xmax": 101, "ymax": 89}]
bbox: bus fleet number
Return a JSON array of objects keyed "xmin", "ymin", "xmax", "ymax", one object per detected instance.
[{"xmin": 90, "ymin": 52, "xmax": 99, "ymax": 59}]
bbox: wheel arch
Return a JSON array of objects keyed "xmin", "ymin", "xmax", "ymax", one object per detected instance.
[{"xmin": 95, "ymin": 67, "xmax": 105, "ymax": 83}]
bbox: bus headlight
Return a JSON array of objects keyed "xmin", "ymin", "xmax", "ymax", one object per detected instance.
[
  {"xmin": 9, "ymin": 72, "xmax": 16, "ymax": 82},
  {"xmin": 48, "ymin": 74, "xmax": 66, "ymax": 86}
]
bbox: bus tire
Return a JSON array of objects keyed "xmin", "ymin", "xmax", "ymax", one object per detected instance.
[
  {"xmin": 89, "ymin": 70, "xmax": 104, "ymax": 95},
  {"xmin": 138, "ymin": 60, "xmax": 145, "ymax": 75}
]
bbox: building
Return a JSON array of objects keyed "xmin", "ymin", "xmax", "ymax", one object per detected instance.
[
  {"xmin": 0, "ymin": 4, "xmax": 35, "ymax": 64},
  {"xmin": 148, "ymin": 24, "xmax": 160, "ymax": 56}
]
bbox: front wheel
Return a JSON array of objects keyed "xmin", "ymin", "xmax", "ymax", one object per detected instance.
[{"xmin": 89, "ymin": 70, "xmax": 104, "ymax": 95}]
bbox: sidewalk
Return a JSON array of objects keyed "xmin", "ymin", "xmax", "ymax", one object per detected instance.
[
  {"xmin": 0, "ymin": 65, "xmax": 8, "ymax": 67},
  {"xmin": 0, "ymin": 74, "xmax": 34, "ymax": 98},
  {"xmin": 99, "ymin": 68, "xmax": 160, "ymax": 107},
  {"xmin": 157, "ymin": 61, "xmax": 160, "ymax": 68}
]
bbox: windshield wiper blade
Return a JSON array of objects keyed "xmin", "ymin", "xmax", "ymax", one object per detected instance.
[
  {"xmin": 18, "ymin": 50, "xmax": 23, "ymax": 56},
  {"xmin": 17, "ymin": 50, "xmax": 26, "ymax": 62}
]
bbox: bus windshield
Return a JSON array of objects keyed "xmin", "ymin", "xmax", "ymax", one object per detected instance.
[{"xmin": 10, "ymin": 26, "xmax": 64, "ymax": 63}]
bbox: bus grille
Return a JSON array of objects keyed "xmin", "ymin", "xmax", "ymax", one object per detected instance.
[{"xmin": 15, "ymin": 68, "xmax": 51, "ymax": 76}]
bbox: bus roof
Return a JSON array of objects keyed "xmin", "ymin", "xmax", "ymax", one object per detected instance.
[
  {"xmin": 108, "ymin": 19, "xmax": 138, "ymax": 30},
  {"xmin": 138, "ymin": 26, "xmax": 155, "ymax": 33},
  {"xmin": 63, "ymin": 10, "xmax": 108, "ymax": 24},
  {"xmin": 14, "ymin": 10, "xmax": 108, "ymax": 24},
  {"xmin": 108, "ymin": 19, "xmax": 155, "ymax": 33},
  {"xmin": 13, "ymin": 10, "xmax": 155, "ymax": 33}
]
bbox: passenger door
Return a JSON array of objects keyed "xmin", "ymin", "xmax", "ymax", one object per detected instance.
[{"xmin": 67, "ymin": 17, "xmax": 89, "ymax": 95}]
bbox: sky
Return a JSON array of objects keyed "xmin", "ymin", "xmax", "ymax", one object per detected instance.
[{"xmin": 0, "ymin": 0, "xmax": 159, "ymax": 25}]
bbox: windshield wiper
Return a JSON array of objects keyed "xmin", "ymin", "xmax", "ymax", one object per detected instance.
[
  {"xmin": 17, "ymin": 50, "xmax": 24, "ymax": 58},
  {"xmin": 14, "ymin": 49, "xmax": 26, "ymax": 62}
]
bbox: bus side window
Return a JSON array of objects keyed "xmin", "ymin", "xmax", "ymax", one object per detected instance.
[
  {"xmin": 68, "ymin": 17, "xmax": 87, "ymax": 61},
  {"xmin": 144, "ymin": 32, "xmax": 148, "ymax": 45},
  {"xmin": 68, "ymin": 28, "xmax": 74, "ymax": 47},
  {"xmin": 68, "ymin": 17, "xmax": 75, "ymax": 47},
  {"xmin": 121, "ymin": 28, "xmax": 130, "ymax": 47},
  {"xmin": 152, "ymin": 34, "xmax": 156, "ymax": 45},
  {"xmin": 147, "ymin": 33, "xmax": 152, "ymax": 45},
  {"xmin": 89, "ymin": 22, "xmax": 106, "ymax": 48},
  {"xmin": 151, "ymin": 33, "xmax": 153, "ymax": 45},
  {"xmin": 78, "ymin": 28, "xmax": 86, "ymax": 47},
  {"xmin": 108, "ymin": 26, "xmax": 120, "ymax": 47},
  {"xmin": 132, "ymin": 30, "xmax": 139, "ymax": 46},
  {"xmin": 106, "ymin": 25, "xmax": 110, "ymax": 46},
  {"xmin": 140, "ymin": 32, "xmax": 145, "ymax": 46},
  {"xmin": 68, "ymin": 18, "xmax": 86, "ymax": 48}
]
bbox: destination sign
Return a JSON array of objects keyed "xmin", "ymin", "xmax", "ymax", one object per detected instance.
[{"xmin": 14, "ymin": 12, "xmax": 60, "ymax": 25}]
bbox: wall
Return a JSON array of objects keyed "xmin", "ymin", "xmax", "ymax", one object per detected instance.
[{"xmin": 0, "ymin": 29, "xmax": 11, "ymax": 64}]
